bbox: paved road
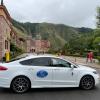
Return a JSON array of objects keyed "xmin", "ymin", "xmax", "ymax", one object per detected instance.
[
  {"xmin": 0, "ymin": 69, "xmax": 100, "ymax": 100},
  {"xmin": 64, "ymin": 56, "xmax": 100, "ymax": 68}
]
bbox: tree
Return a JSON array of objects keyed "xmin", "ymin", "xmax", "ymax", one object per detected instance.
[
  {"xmin": 93, "ymin": 37, "xmax": 100, "ymax": 52},
  {"xmin": 62, "ymin": 43, "xmax": 70, "ymax": 55}
]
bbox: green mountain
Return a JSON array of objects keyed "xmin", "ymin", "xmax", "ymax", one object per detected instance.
[{"xmin": 12, "ymin": 19, "xmax": 93, "ymax": 50}]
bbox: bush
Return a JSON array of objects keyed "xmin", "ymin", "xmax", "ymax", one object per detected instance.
[
  {"xmin": 10, "ymin": 43, "xmax": 24, "ymax": 59},
  {"xmin": 97, "ymin": 56, "xmax": 100, "ymax": 63}
]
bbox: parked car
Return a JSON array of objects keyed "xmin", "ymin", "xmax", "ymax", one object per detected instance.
[{"xmin": 0, "ymin": 54, "xmax": 99, "ymax": 93}]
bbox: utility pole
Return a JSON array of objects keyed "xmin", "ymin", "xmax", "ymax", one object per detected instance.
[
  {"xmin": 1, "ymin": 0, "xmax": 3, "ymax": 5},
  {"xmin": 97, "ymin": 7, "xmax": 100, "ymax": 28}
]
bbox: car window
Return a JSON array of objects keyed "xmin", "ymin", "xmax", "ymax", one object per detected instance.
[
  {"xmin": 20, "ymin": 57, "xmax": 52, "ymax": 66},
  {"xmin": 51, "ymin": 58, "xmax": 71, "ymax": 68}
]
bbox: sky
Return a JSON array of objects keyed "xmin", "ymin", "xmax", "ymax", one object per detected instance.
[{"xmin": 3, "ymin": 0, "xmax": 100, "ymax": 28}]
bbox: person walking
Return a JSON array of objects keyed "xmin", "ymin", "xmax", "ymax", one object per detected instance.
[
  {"xmin": 86, "ymin": 51, "xmax": 93, "ymax": 63},
  {"xmin": 89, "ymin": 52, "xmax": 93, "ymax": 63}
]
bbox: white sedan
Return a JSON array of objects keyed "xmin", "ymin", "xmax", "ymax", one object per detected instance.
[{"xmin": 0, "ymin": 54, "xmax": 99, "ymax": 93}]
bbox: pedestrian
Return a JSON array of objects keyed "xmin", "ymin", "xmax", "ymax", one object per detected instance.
[
  {"xmin": 89, "ymin": 51, "xmax": 93, "ymax": 63},
  {"xmin": 86, "ymin": 51, "xmax": 93, "ymax": 63}
]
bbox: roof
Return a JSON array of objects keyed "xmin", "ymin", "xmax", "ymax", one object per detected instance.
[{"xmin": 0, "ymin": 5, "xmax": 11, "ymax": 21}]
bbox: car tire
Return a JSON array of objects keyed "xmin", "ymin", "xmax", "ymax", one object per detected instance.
[
  {"xmin": 11, "ymin": 76, "xmax": 31, "ymax": 93},
  {"xmin": 80, "ymin": 75, "xmax": 95, "ymax": 90}
]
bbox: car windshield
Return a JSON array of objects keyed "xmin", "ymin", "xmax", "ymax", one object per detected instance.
[{"xmin": 61, "ymin": 57, "xmax": 79, "ymax": 67}]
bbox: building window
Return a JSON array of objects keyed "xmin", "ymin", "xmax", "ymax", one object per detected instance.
[{"xmin": 5, "ymin": 40, "xmax": 8, "ymax": 49}]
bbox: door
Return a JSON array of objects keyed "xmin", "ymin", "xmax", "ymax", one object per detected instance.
[
  {"xmin": 51, "ymin": 58, "xmax": 78, "ymax": 86},
  {"xmin": 20, "ymin": 57, "xmax": 53, "ymax": 87},
  {"xmin": 31, "ymin": 57, "xmax": 52, "ymax": 86}
]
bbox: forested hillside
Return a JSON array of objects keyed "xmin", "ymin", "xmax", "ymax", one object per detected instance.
[{"xmin": 12, "ymin": 19, "xmax": 93, "ymax": 50}]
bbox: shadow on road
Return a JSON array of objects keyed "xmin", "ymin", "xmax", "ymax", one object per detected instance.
[
  {"xmin": 0, "ymin": 87, "xmax": 99, "ymax": 94},
  {"xmin": 0, "ymin": 87, "xmax": 99, "ymax": 100}
]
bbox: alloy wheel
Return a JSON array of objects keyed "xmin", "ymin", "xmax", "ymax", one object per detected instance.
[
  {"xmin": 80, "ymin": 75, "xmax": 95, "ymax": 90},
  {"xmin": 11, "ymin": 76, "xmax": 31, "ymax": 93}
]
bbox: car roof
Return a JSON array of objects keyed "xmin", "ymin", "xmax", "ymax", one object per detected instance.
[
  {"xmin": 7, "ymin": 54, "xmax": 59, "ymax": 64},
  {"xmin": 24, "ymin": 54, "xmax": 59, "ymax": 59},
  {"xmin": 11, "ymin": 54, "xmax": 60, "ymax": 62}
]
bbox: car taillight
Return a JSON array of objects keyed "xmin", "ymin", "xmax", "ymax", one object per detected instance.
[{"xmin": 0, "ymin": 66, "xmax": 8, "ymax": 71}]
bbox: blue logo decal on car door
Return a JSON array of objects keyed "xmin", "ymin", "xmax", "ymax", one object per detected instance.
[{"xmin": 37, "ymin": 70, "xmax": 48, "ymax": 78}]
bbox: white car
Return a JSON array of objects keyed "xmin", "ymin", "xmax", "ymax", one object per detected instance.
[{"xmin": 0, "ymin": 54, "xmax": 99, "ymax": 93}]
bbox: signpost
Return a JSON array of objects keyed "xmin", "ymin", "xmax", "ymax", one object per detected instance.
[{"xmin": 5, "ymin": 51, "xmax": 10, "ymax": 62}]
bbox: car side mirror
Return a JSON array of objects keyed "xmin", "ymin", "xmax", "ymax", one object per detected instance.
[{"xmin": 71, "ymin": 65, "xmax": 74, "ymax": 70}]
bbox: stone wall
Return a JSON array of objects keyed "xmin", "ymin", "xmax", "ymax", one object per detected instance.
[{"xmin": 0, "ymin": 16, "xmax": 11, "ymax": 59}]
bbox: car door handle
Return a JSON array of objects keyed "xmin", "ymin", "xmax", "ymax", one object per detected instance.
[{"xmin": 72, "ymin": 72, "xmax": 74, "ymax": 76}]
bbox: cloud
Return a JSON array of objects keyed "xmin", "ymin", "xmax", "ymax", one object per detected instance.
[{"xmin": 4, "ymin": 0, "xmax": 100, "ymax": 28}]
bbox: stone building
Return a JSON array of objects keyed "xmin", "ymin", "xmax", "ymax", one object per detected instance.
[
  {"xmin": 35, "ymin": 40, "xmax": 50, "ymax": 53},
  {"xmin": 11, "ymin": 27, "xmax": 27, "ymax": 52},
  {"xmin": 26, "ymin": 36, "xmax": 50, "ymax": 53},
  {"xmin": 0, "ymin": 1, "xmax": 50, "ymax": 59},
  {"xmin": 26, "ymin": 36, "xmax": 35, "ymax": 53},
  {"xmin": 0, "ymin": 2, "xmax": 27, "ymax": 59},
  {"xmin": 0, "ymin": 4, "xmax": 11, "ymax": 59}
]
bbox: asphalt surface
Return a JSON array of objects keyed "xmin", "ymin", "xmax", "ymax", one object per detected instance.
[{"xmin": 0, "ymin": 69, "xmax": 100, "ymax": 100}]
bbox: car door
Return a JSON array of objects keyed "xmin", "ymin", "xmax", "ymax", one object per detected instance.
[
  {"xmin": 20, "ymin": 57, "xmax": 53, "ymax": 87},
  {"xmin": 31, "ymin": 57, "xmax": 53, "ymax": 87},
  {"xmin": 51, "ymin": 58, "xmax": 78, "ymax": 86}
]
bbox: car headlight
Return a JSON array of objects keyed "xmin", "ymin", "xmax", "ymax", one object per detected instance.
[{"xmin": 93, "ymin": 71, "xmax": 98, "ymax": 74}]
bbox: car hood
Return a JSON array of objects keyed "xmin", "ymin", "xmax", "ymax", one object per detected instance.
[{"xmin": 78, "ymin": 64, "xmax": 96, "ymax": 71}]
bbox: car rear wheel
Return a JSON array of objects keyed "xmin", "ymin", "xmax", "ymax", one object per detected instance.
[
  {"xmin": 80, "ymin": 75, "xmax": 95, "ymax": 90},
  {"xmin": 11, "ymin": 76, "xmax": 31, "ymax": 93}
]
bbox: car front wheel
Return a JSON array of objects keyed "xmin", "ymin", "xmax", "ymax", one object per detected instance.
[
  {"xmin": 11, "ymin": 76, "xmax": 31, "ymax": 93},
  {"xmin": 80, "ymin": 75, "xmax": 95, "ymax": 90}
]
